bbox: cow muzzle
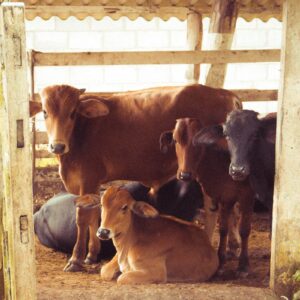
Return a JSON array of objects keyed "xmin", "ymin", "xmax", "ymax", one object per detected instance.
[
  {"xmin": 229, "ymin": 163, "xmax": 249, "ymax": 181},
  {"xmin": 49, "ymin": 142, "xmax": 67, "ymax": 155},
  {"xmin": 179, "ymin": 171, "xmax": 192, "ymax": 182},
  {"xmin": 97, "ymin": 228, "xmax": 111, "ymax": 240}
]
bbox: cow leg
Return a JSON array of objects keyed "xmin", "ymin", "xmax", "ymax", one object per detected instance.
[
  {"xmin": 237, "ymin": 199, "xmax": 254, "ymax": 277},
  {"xmin": 64, "ymin": 205, "xmax": 89, "ymax": 272},
  {"xmin": 227, "ymin": 202, "xmax": 241, "ymax": 259},
  {"xmin": 203, "ymin": 192, "xmax": 218, "ymax": 243},
  {"xmin": 117, "ymin": 260, "xmax": 167, "ymax": 284},
  {"xmin": 217, "ymin": 203, "xmax": 231, "ymax": 274},
  {"xmin": 85, "ymin": 207, "xmax": 101, "ymax": 264},
  {"xmin": 101, "ymin": 254, "xmax": 120, "ymax": 281}
]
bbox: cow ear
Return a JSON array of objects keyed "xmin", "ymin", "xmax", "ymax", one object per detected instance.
[
  {"xmin": 159, "ymin": 131, "xmax": 174, "ymax": 154},
  {"xmin": 131, "ymin": 201, "xmax": 159, "ymax": 218},
  {"xmin": 193, "ymin": 125, "xmax": 224, "ymax": 146},
  {"xmin": 261, "ymin": 117, "xmax": 276, "ymax": 144},
  {"xmin": 29, "ymin": 101, "xmax": 42, "ymax": 117},
  {"xmin": 78, "ymin": 98, "xmax": 109, "ymax": 118}
]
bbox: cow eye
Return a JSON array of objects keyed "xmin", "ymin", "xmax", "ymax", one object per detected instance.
[
  {"xmin": 43, "ymin": 110, "xmax": 48, "ymax": 119},
  {"xmin": 70, "ymin": 109, "xmax": 76, "ymax": 120},
  {"xmin": 121, "ymin": 204, "xmax": 128, "ymax": 212}
]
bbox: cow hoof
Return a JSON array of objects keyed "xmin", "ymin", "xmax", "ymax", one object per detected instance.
[
  {"xmin": 63, "ymin": 261, "xmax": 85, "ymax": 272},
  {"xmin": 84, "ymin": 257, "xmax": 97, "ymax": 265}
]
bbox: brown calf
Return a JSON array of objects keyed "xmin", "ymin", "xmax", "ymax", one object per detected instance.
[
  {"xmin": 160, "ymin": 118, "xmax": 254, "ymax": 276},
  {"xmin": 31, "ymin": 84, "xmax": 240, "ymax": 272},
  {"xmin": 95, "ymin": 187, "xmax": 218, "ymax": 284}
]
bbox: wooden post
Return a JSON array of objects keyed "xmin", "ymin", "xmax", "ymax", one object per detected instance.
[
  {"xmin": 186, "ymin": 11, "xmax": 202, "ymax": 83},
  {"xmin": 0, "ymin": 99, "xmax": 4, "ymax": 300},
  {"xmin": 270, "ymin": 0, "xmax": 300, "ymax": 298},
  {"xmin": 0, "ymin": 3, "xmax": 37, "ymax": 300},
  {"xmin": 205, "ymin": 0, "xmax": 238, "ymax": 87}
]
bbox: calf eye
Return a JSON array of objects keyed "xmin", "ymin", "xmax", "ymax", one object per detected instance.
[
  {"xmin": 121, "ymin": 204, "xmax": 128, "ymax": 212},
  {"xmin": 43, "ymin": 110, "xmax": 48, "ymax": 119}
]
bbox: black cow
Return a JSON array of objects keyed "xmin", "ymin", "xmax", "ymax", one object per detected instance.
[
  {"xmin": 34, "ymin": 179, "xmax": 203, "ymax": 255},
  {"xmin": 193, "ymin": 109, "xmax": 276, "ymax": 218}
]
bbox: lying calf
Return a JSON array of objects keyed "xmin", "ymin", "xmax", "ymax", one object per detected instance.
[{"xmin": 94, "ymin": 186, "xmax": 218, "ymax": 284}]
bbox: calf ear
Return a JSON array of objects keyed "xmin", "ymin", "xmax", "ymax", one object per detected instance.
[
  {"xmin": 78, "ymin": 98, "xmax": 109, "ymax": 118},
  {"xmin": 261, "ymin": 117, "xmax": 276, "ymax": 144},
  {"xmin": 193, "ymin": 125, "xmax": 224, "ymax": 146},
  {"xmin": 159, "ymin": 131, "xmax": 174, "ymax": 154},
  {"xmin": 131, "ymin": 201, "xmax": 159, "ymax": 218},
  {"xmin": 75, "ymin": 194, "xmax": 101, "ymax": 210},
  {"xmin": 29, "ymin": 101, "xmax": 42, "ymax": 117}
]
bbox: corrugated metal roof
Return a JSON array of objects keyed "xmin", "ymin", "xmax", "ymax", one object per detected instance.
[{"xmin": 13, "ymin": 0, "xmax": 283, "ymax": 21}]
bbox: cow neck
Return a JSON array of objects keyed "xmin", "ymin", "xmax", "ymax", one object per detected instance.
[{"xmin": 112, "ymin": 215, "xmax": 135, "ymax": 270}]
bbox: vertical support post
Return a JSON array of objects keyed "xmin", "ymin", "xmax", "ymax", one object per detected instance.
[
  {"xmin": 204, "ymin": 0, "xmax": 238, "ymax": 87},
  {"xmin": 27, "ymin": 50, "xmax": 37, "ymax": 194},
  {"xmin": 270, "ymin": 0, "xmax": 300, "ymax": 298},
  {"xmin": 0, "ymin": 3, "xmax": 37, "ymax": 300},
  {"xmin": 186, "ymin": 11, "xmax": 202, "ymax": 83}
]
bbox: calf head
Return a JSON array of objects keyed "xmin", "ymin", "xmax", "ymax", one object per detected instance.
[
  {"xmin": 160, "ymin": 118, "xmax": 203, "ymax": 182},
  {"xmin": 30, "ymin": 85, "xmax": 109, "ymax": 155},
  {"xmin": 97, "ymin": 187, "xmax": 158, "ymax": 240},
  {"xmin": 193, "ymin": 109, "xmax": 276, "ymax": 181}
]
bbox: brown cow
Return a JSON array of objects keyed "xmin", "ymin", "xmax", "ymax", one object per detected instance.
[
  {"xmin": 31, "ymin": 84, "xmax": 240, "ymax": 272},
  {"xmin": 160, "ymin": 118, "xmax": 254, "ymax": 276},
  {"xmin": 94, "ymin": 186, "xmax": 219, "ymax": 284}
]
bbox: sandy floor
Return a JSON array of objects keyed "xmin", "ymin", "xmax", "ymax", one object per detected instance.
[{"xmin": 35, "ymin": 212, "xmax": 278, "ymax": 300}]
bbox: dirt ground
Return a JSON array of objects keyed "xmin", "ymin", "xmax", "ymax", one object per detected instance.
[{"xmin": 35, "ymin": 190, "xmax": 277, "ymax": 299}]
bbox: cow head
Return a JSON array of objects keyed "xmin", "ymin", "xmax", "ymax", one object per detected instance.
[
  {"xmin": 193, "ymin": 109, "xmax": 276, "ymax": 181},
  {"xmin": 160, "ymin": 118, "xmax": 203, "ymax": 182},
  {"xmin": 97, "ymin": 187, "xmax": 158, "ymax": 240},
  {"xmin": 30, "ymin": 85, "xmax": 109, "ymax": 155}
]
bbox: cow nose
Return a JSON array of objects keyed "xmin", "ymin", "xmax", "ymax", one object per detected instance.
[
  {"xmin": 179, "ymin": 171, "xmax": 192, "ymax": 181},
  {"xmin": 50, "ymin": 143, "xmax": 66, "ymax": 154},
  {"xmin": 97, "ymin": 228, "xmax": 110, "ymax": 240},
  {"xmin": 229, "ymin": 164, "xmax": 249, "ymax": 180}
]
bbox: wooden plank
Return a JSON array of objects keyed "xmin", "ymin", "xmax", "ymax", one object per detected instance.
[
  {"xmin": 186, "ymin": 11, "xmax": 202, "ymax": 83},
  {"xmin": 0, "ymin": 3, "xmax": 36, "ymax": 300},
  {"xmin": 32, "ymin": 49, "xmax": 281, "ymax": 66},
  {"xmin": 205, "ymin": 0, "xmax": 238, "ymax": 88},
  {"xmin": 270, "ymin": 0, "xmax": 300, "ymax": 298}
]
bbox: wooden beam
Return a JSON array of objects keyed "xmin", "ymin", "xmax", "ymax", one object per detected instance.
[
  {"xmin": 186, "ymin": 11, "xmax": 202, "ymax": 83},
  {"xmin": 270, "ymin": 0, "xmax": 300, "ymax": 298},
  {"xmin": 32, "ymin": 49, "xmax": 280, "ymax": 66},
  {"xmin": 0, "ymin": 3, "xmax": 36, "ymax": 299},
  {"xmin": 205, "ymin": 0, "xmax": 238, "ymax": 88}
]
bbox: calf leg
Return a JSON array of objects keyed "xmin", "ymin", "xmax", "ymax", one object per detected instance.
[
  {"xmin": 218, "ymin": 203, "xmax": 232, "ymax": 273},
  {"xmin": 237, "ymin": 198, "xmax": 254, "ymax": 277},
  {"xmin": 101, "ymin": 254, "xmax": 120, "ymax": 281},
  {"xmin": 227, "ymin": 202, "xmax": 241, "ymax": 258},
  {"xmin": 117, "ymin": 260, "xmax": 167, "ymax": 284},
  {"xmin": 203, "ymin": 192, "xmax": 218, "ymax": 242}
]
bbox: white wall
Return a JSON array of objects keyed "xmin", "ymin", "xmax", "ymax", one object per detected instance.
[{"xmin": 26, "ymin": 16, "xmax": 281, "ymax": 116}]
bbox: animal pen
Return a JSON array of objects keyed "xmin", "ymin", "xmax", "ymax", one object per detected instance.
[{"xmin": 0, "ymin": 0, "xmax": 299, "ymax": 299}]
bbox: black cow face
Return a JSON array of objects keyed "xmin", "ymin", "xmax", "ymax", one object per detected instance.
[{"xmin": 193, "ymin": 109, "xmax": 276, "ymax": 182}]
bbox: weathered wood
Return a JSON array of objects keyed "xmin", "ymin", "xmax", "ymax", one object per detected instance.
[
  {"xmin": 186, "ymin": 11, "xmax": 202, "ymax": 83},
  {"xmin": 32, "ymin": 49, "xmax": 280, "ymax": 66},
  {"xmin": 205, "ymin": 0, "xmax": 238, "ymax": 88},
  {"xmin": 270, "ymin": 0, "xmax": 300, "ymax": 298},
  {"xmin": 0, "ymin": 3, "xmax": 36, "ymax": 299}
]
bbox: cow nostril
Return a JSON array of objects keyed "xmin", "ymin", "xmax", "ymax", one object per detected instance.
[{"xmin": 50, "ymin": 143, "xmax": 66, "ymax": 154}]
